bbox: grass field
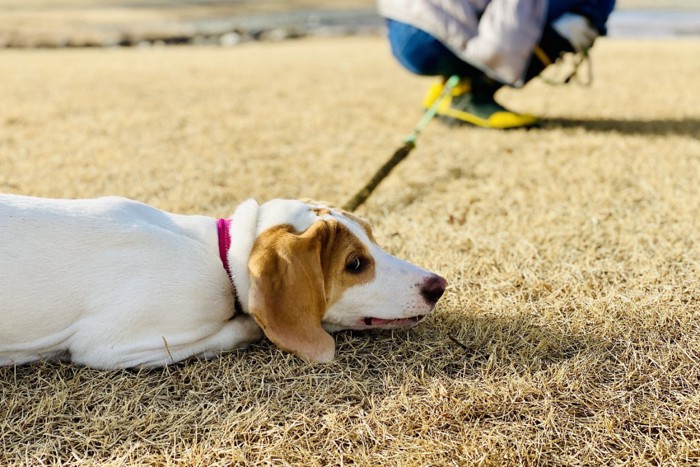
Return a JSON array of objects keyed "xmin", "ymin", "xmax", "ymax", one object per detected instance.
[{"xmin": 1, "ymin": 36, "xmax": 700, "ymax": 465}]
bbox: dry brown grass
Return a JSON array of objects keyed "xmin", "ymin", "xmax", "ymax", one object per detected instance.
[{"xmin": 1, "ymin": 36, "xmax": 700, "ymax": 465}]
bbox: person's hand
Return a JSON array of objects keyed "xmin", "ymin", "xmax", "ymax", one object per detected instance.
[{"xmin": 552, "ymin": 13, "xmax": 599, "ymax": 52}]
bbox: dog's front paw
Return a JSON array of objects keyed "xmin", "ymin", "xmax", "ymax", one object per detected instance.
[{"xmin": 234, "ymin": 314, "xmax": 264, "ymax": 343}]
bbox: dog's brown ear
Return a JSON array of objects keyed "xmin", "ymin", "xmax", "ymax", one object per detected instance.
[{"xmin": 247, "ymin": 221, "xmax": 336, "ymax": 363}]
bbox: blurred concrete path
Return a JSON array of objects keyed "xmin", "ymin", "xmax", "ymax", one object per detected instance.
[{"xmin": 0, "ymin": 0, "xmax": 698, "ymax": 48}]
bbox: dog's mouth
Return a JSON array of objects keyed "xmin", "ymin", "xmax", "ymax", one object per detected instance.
[{"xmin": 361, "ymin": 315, "xmax": 425, "ymax": 328}]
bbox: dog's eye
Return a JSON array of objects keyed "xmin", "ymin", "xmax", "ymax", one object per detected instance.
[{"xmin": 345, "ymin": 256, "xmax": 366, "ymax": 274}]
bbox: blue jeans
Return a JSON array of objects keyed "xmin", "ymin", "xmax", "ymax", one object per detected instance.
[{"xmin": 387, "ymin": 0, "xmax": 615, "ymax": 77}]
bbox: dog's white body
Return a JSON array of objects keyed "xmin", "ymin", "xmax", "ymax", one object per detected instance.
[{"xmin": 0, "ymin": 194, "xmax": 446, "ymax": 368}]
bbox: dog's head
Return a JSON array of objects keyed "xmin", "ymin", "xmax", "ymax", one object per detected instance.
[{"xmin": 229, "ymin": 199, "xmax": 447, "ymax": 363}]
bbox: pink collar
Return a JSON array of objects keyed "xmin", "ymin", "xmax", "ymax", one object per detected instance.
[
  {"xmin": 217, "ymin": 218, "xmax": 243, "ymax": 315},
  {"xmin": 217, "ymin": 218, "xmax": 233, "ymax": 280}
]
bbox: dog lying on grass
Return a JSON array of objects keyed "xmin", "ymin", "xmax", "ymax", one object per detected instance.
[{"xmin": 0, "ymin": 195, "xmax": 447, "ymax": 369}]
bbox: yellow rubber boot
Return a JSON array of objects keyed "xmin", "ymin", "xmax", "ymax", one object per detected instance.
[
  {"xmin": 423, "ymin": 78, "xmax": 539, "ymax": 129},
  {"xmin": 422, "ymin": 80, "xmax": 471, "ymax": 107}
]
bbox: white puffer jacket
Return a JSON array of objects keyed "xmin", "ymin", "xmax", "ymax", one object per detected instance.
[{"xmin": 378, "ymin": 0, "xmax": 547, "ymax": 86}]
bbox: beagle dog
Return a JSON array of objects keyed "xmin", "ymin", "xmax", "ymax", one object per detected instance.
[{"xmin": 0, "ymin": 194, "xmax": 447, "ymax": 368}]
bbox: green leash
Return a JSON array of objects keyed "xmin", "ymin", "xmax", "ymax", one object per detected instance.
[
  {"xmin": 343, "ymin": 75, "xmax": 460, "ymax": 212},
  {"xmin": 540, "ymin": 48, "xmax": 592, "ymax": 87}
]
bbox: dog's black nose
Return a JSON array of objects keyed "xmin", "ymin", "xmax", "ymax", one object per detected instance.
[{"xmin": 420, "ymin": 274, "xmax": 447, "ymax": 305}]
